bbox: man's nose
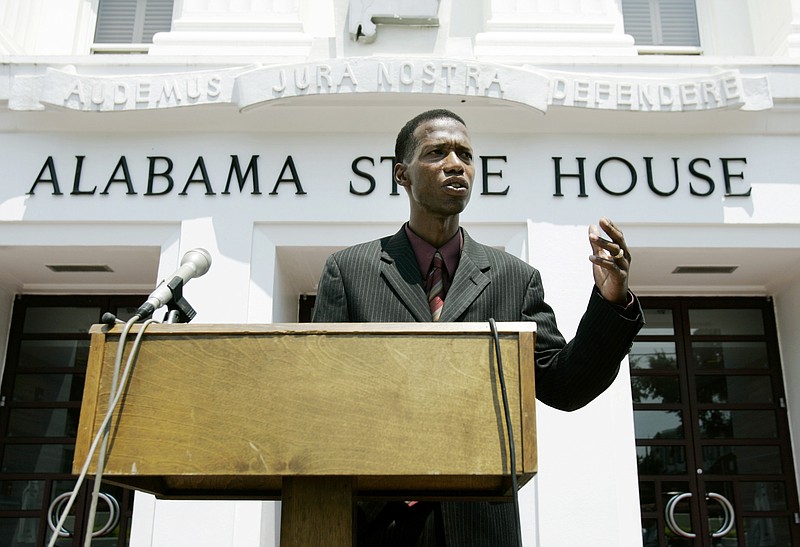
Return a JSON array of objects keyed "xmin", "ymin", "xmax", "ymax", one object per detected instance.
[{"xmin": 443, "ymin": 151, "xmax": 465, "ymax": 173}]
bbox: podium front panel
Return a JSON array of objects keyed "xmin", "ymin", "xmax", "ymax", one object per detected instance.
[{"xmin": 75, "ymin": 323, "xmax": 536, "ymax": 500}]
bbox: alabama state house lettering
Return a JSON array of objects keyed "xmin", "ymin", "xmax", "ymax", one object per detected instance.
[{"xmin": 25, "ymin": 154, "xmax": 751, "ymax": 199}]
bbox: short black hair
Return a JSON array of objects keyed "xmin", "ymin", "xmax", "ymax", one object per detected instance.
[{"xmin": 394, "ymin": 109, "xmax": 467, "ymax": 164}]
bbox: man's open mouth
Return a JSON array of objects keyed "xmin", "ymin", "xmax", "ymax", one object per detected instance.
[{"xmin": 443, "ymin": 178, "xmax": 469, "ymax": 193}]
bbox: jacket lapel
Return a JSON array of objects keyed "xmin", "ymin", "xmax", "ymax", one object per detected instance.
[
  {"xmin": 440, "ymin": 230, "xmax": 491, "ymax": 322},
  {"xmin": 379, "ymin": 228, "xmax": 432, "ymax": 322}
]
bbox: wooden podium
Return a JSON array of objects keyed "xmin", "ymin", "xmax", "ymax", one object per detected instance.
[{"xmin": 76, "ymin": 322, "xmax": 537, "ymax": 546}]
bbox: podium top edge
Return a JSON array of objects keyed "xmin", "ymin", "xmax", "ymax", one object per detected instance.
[{"xmin": 89, "ymin": 321, "xmax": 537, "ymax": 336}]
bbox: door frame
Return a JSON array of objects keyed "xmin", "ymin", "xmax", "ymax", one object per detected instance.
[
  {"xmin": 0, "ymin": 294, "xmax": 144, "ymax": 546},
  {"xmin": 634, "ymin": 296, "xmax": 800, "ymax": 546}
]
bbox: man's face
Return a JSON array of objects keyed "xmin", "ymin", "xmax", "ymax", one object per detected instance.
[{"xmin": 395, "ymin": 117, "xmax": 475, "ymax": 220}]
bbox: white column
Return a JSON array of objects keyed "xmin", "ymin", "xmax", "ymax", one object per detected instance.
[
  {"xmin": 149, "ymin": 0, "xmax": 315, "ymax": 57},
  {"xmin": 474, "ymin": 0, "xmax": 636, "ymax": 59},
  {"xmin": 528, "ymin": 221, "xmax": 642, "ymax": 547},
  {"xmin": 129, "ymin": 216, "xmax": 270, "ymax": 547},
  {"xmin": 171, "ymin": 216, "xmax": 253, "ymax": 324},
  {"xmin": 788, "ymin": 0, "xmax": 800, "ymax": 55},
  {"xmin": 742, "ymin": 0, "xmax": 800, "ymax": 56},
  {"xmin": 775, "ymin": 278, "xmax": 800, "ymax": 506},
  {"xmin": 0, "ymin": 0, "xmax": 89, "ymax": 55}
]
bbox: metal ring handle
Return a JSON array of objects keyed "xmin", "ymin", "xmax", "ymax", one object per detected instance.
[
  {"xmin": 47, "ymin": 491, "xmax": 121, "ymax": 538},
  {"xmin": 665, "ymin": 492, "xmax": 697, "ymax": 539},
  {"xmin": 92, "ymin": 491, "xmax": 120, "ymax": 537},
  {"xmin": 707, "ymin": 492, "xmax": 735, "ymax": 538},
  {"xmin": 47, "ymin": 492, "xmax": 73, "ymax": 537}
]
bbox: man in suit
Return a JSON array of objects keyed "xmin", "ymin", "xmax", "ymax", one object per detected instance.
[{"xmin": 313, "ymin": 109, "xmax": 644, "ymax": 546}]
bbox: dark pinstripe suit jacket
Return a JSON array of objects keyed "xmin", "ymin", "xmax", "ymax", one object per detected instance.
[{"xmin": 312, "ymin": 227, "xmax": 644, "ymax": 546}]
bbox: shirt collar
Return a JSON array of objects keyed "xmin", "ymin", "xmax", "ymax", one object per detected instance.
[{"xmin": 404, "ymin": 223, "xmax": 463, "ymax": 278}]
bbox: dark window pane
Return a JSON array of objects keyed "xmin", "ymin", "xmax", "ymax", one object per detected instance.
[
  {"xmin": 635, "ymin": 410, "xmax": 684, "ymax": 439},
  {"xmin": 637, "ymin": 446, "xmax": 687, "ymax": 475},
  {"xmin": 740, "ymin": 482, "xmax": 787, "ymax": 512},
  {"xmin": 698, "ymin": 410, "xmax": 777, "ymax": 439},
  {"xmin": 693, "ymin": 342, "xmax": 769, "ymax": 370},
  {"xmin": 630, "ymin": 341, "xmax": 678, "ymax": 370},
  {"xmin": 703, "ymin": 480, "xmax": 736, "ymax": 502},
  {"xmin": 22, "ymin": 307, "xmax": 101, "ymax": 334},
  {"xmin": 1, "ymin": 444, "xmax": 75, "ymax": 474},
  {"xmin": 52, "ymin": 480, "xmax": 78, "ymax": 497},
  {"xmin": 696, "ymin": 375, "xmax": 773, "ymax": 404},
  {"xmin": 689, "ymin": 308, "xmax": 764, "ymax": 335},
  {"xmin": 666, "ymin": 533, "xmax": 694, "ymax": 546},
  {"xmin": 641, "ymin": 517, "xmax": 659, "ymax": 547},
  {"xmin": 743, "ymin": 517, "xmax": 792, "ymax": 546},
  {"xmin": 0, "ymin": 480, "xmax": 45, "ymax": 510},
  {"xmin": 7, "ymin": 408, "xmax": 82, "ymax": 438},
  {"xmin": 11, "ymin": 373, "xmax": 85, "ymax": 403},
  {"xmin": 641, "ymin": 308, "xmax": 674, "ymax": 335},
  {"xmin": 702, "ymin": 446, "xmax": 782, "ymax": 475},
  {"xmin": 18, "ymin": 340, "xmax": 90, "ymax": 368},
  {"xmin": 639, "ymin": 481, "xmax": 656, "ymax": 512},
  {"xmin": 0, "ymin": 517, "xmax": 40, "ymax": 546},
  {"xmin": 662, "ymin": 480, "xmax": 691, "ymax": 494},
  {"xmin": 115, "ymin": 305, "xmax": 142, "ymax": 322},
  {"xmin": 632, "ymin": 375, "xmax": 681, "ymax": 403}
]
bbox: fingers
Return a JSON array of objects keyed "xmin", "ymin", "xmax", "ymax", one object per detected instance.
[
  {"xmin": 589, "ymin": 217, "xmax": 629, "ymax": 265},
  {"xmin": 589, "ymin": 218, "xmax": 631, "ymax": 304}
]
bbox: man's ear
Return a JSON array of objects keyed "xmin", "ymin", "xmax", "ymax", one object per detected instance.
[{"xmin": 394, "ymin": 162, "xmax": 410, "ymax": 187}]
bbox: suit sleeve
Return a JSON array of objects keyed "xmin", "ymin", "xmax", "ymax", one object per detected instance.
[
  {"xmin": 523, "ymin": 269, "xmax": 644, "ymax": 411},
  {"xmin": 312, "ymin": 254, "xmax": 350, "ymax": 322}
]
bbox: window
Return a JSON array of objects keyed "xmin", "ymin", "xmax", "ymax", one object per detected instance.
[
  {"xmin": 632, "ymin": 297, "xmax": 800, "ymax": 546},
  {"xmin": 621, "ymin": 0, "xmax": 700, "ymax": 54},
  {"xmin": 93, "ymin": 0, "xmax": 174, "ymax": 53},
  {"xmin": 0, "ymin": 295, "xmax": 144, "ymax": 546}
]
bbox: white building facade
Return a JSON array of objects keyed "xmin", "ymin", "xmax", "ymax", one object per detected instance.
[{"xmin": 1, "ymin": 1, "xmax": 800, "ymax": 546}]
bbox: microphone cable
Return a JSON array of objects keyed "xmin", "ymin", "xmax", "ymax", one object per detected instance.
[
  {"xmin": 46, "ymin": 314, "xmax": 157, "ymax": 547},
  {"xmin": 488, "ymin": 318, "xmax": 523, "ymax": 547}
]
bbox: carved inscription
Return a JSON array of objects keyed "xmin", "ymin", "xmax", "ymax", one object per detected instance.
[
  {"xmin": 35, "ymin": 67, "xmax": 242, "ymax": 112},
  {"xmin": 10, "ymin": 62, "xmax": 771, "ymax": 113},
  {"xmin": 548, "ymin": 71, "xmax": 746, "ymax": 111},
  {"xmin": 236, "ymin": 59, "xmax": 550, "ymax": 112},
  {"xmin": 265, "ymin": 61, "xmax": 503, "ymax": 96}
]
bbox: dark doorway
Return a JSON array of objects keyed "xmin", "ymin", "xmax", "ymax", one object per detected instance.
[
  {"xmin": 633, "ymin": 297, "xmax": 800, "ymax": 546},
  {"xmin": 0, "ymin": 295, "xmax": 145, "ymax": 546}
]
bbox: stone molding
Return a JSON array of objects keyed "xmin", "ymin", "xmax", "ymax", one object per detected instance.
[
  {"xmin": 8, "ymin": 58, "xmax": 773, "ymax": 113},
  {"xmin": 348, "ymin": 0, "xmax": 440, "ymax": 43}
]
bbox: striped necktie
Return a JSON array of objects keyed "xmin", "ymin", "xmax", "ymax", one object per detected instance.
[{"xmin": 427, "ymin": 251, "xmax": 445, "ymax": 321}]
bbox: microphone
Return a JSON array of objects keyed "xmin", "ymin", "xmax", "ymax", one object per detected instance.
[
  {"xmin": 101, "ymin": 312, "xmax": 122, "ymax": 325},
  {"xmin": 136, "ymin": 248, "xmax": 212, "ymax": 319}
]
